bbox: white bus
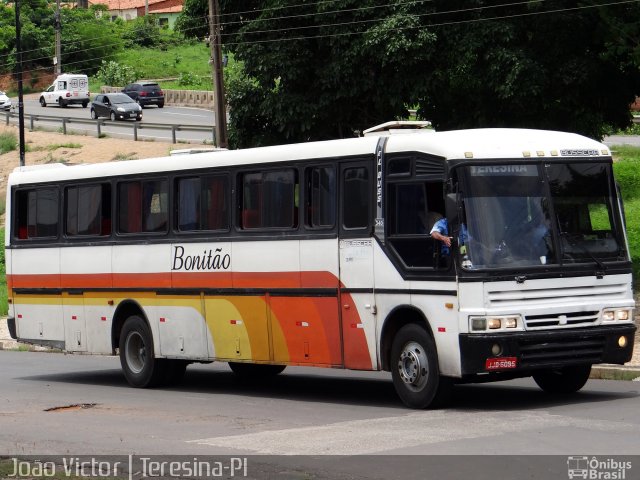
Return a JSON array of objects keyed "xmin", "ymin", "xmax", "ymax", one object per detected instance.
[{"xmin": 5, "ymin": 128, "xmax": 636, "ymax": 408}]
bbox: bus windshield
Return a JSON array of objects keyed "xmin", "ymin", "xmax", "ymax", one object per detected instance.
[{"xmin": 457, "ymin": 162, "xmax": 625, "ymax": 270}]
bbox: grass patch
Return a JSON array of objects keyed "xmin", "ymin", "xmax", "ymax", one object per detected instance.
[
  {"xmin": 611, "ymin": 145, "xmax": 640, "ymax": 285},
  {"xmin": 43, "ymin": 153, "xmax": 69, "ymax": 164},
  {"xmin": 89, "ymin": 43, "xmax": 213, "ymax": 91},
  {"xmin": 0, "ymin": 131, "xmax": 17, "ymax": 154},
  {"xmin": 47, "ymin": 143, "xmax": 83, "ymax": 151},
  {"xmin": 111, "ymin": 152, "xmax": 138, "ymax": 161}
]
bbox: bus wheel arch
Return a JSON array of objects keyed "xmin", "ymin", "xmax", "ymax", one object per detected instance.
[
  {"xmin": 381, "ymin": 307, "xmax": 452, "ymax": 409},
  {"xmin": 111, "ymin": 300, "xmax": 148, "ymax": 354},
  {"xmin": 380, "ymin": 306, "xmax": 434, "ymax": 372}
]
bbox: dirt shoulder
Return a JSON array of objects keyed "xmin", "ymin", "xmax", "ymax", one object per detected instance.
[{"xmin": 0, "ymin": 123, "xmax": 176, "ymax": 215}]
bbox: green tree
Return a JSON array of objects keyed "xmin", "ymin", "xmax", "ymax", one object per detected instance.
[
  {"xmin": 211, "ymin": 0, "xmax": 639, "ymax": 147},
  {"xmin": 0, "ymin": 2, "xmax": 125, "ymax": 78},
  {"xmin": 60, "ymin": 6, "xmax": 123, "ymax": 75},
  {"xmin": 420, "ymin": 0, "xmax": 640, "ymax": 140},
  {"xmin": 220, "ymin": 0, "xmax": 437, "ymax": 147},
  {"xmin": 175, "ymin": 0, "xmax": 209, "ymax": 40}
]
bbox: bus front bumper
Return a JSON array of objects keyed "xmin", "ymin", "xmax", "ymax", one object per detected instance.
[{"xmin": 459, "ymin": 324, "xmax": 636, "ymax": 376}]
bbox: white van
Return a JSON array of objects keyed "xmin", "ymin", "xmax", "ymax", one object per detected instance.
[{"xmin": 39, "ymin": 74, "xmax": 90, "ymax": 108}]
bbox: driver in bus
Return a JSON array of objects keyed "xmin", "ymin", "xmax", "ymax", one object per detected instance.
[{"xmin": 430, "ymin": 217, "xmax": 468, "ymax": 255}]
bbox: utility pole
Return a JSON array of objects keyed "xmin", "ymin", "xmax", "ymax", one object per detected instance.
[
  {"xmin": 207, "ymin": 0, "xmax": 228, "ymax": 148},
  {"xmin": 15, "ymin": 0, "xmax": 26, "ymax": 167},
  {"xmin": 54, "ymin": 0, "xmax": 61, "ymax": 76}
]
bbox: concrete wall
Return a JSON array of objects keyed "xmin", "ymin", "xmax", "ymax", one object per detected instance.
[{"xmin": 101, "ymin": 86, "xmax": 215, "ymax": 108}]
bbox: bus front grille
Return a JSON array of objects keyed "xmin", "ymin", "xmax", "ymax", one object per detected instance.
[
  {"xmin": 518, "ymin": 336, "xmax": 606, "ymax": 367},
  {"xmin": 524, "ymin": 311, "xmax": 599, "ymax": 330},
  {"xmin": 486, "ymin": 282, "xmax": 628, "ymax": 308}
]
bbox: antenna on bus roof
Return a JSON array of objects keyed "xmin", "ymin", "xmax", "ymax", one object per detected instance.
[{"xmin": 362, "ymin": 120, "xmax": 433, "ymax": 137}]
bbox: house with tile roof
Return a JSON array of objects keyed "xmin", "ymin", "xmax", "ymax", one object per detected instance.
[{"xmin": 89, "ymin": 0, "xmax": 183, "ymax": 28}]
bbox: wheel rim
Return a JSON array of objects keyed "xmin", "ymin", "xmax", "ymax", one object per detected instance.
[
  {"xmin": 124, "ymin": 331, "xmax": 146, "ymax": 374},
  {"xmin": 397, "ymin": 341, "xmax": 428, "ymax": 391}
]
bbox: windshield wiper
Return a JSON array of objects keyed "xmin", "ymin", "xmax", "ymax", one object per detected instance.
[{"xmin": 560, "ymin": 232, "xmax": 606, "ymax": 277}]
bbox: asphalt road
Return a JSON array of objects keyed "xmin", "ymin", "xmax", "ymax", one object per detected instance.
[
  {"xmin": 9, "ymin": 98, "xmax": 217, "ymax": 144},
  {"xmin": 0, "ymin": 351, "xmax": 638, "ymax": 479}
]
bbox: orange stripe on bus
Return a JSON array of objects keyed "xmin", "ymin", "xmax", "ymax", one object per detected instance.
[{"xmin": 8, "ymin": 271, "xmax": 339, "ymax": 290}]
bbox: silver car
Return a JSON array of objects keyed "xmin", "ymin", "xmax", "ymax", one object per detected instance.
[{"xmin": 0, "ymin": 91, "xmax": 11, "ymax": 111}]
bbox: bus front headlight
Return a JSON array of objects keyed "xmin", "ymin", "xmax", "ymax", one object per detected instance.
[
  {"xmin": 603, "ymin": 309, "xmax": 632, "ymax": 322},
  {"xmin": 470, "ymin": 315, "xmax": 521, "ymax": 331}
]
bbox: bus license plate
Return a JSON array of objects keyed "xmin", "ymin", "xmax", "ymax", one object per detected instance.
[{"xmin": 485, "ymin": 357, "xmax": 517, "ymax": 370}]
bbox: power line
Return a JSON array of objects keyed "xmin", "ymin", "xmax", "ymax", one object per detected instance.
[
  {"xmin": 3, "ymin": 0, "xmax": 638, "ymax": 82},
  {"xmin": 220, "ymin": 0, "xmax": 640, "ymax": 46},
  {"xmin": 223, "ymin": 0, "xmax": 546, "ymax": 37}
]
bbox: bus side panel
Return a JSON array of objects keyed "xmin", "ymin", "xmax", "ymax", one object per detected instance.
[
  {"xmin": 84, "ymin": 292, "xmax": 118, "ymax": 354},
  {"xmin": 339, "ymin": 239, "xmax": 377, "ymax": 370},
  {"xmin": 270, "ymin": 296, "xmax": 342, "ymax": 366},
  {"xmin": 156, "ymin": 300, "xmax": 209, "ymax": 360},
  {"xmin": 340, "ymin": 292, "xmax": 374, "ymax": 370},
  {"xmin": 60, "ymin": 245, "xmax": 113, "ymax": 353},
  {"xmin": 204, "ymin": 296, "xmax": 270, "ymax": 361},
  {"xmin": 11, "ymin": 248, "xmax": 63, "ymax": 346},
  {"xmin": 410, "ymin": 287, "xmax": 461, "ymax": 377},
  {"xmin": 112, "ymin": 244, "xmax": 168, "ymax": 356}
]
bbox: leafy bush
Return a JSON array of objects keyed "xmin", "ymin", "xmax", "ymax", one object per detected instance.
[
  {"xmin": 178, "ymin": 72, "xmax": 203, "ymax": 87},
  {"xmin": 96, "ymin": 61, "xmax": 139, "ymax": 87},
  {"xmin": 612, "ymin": 145, "xmax": 640, "ymax": 285},
  {"xmin": 0, "ymin": 132, "xmax": 17, "ymax": 154}
]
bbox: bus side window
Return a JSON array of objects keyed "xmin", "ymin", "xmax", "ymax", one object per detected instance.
[
  {"xmin": 65, "ymin": 183, "xmax": 110, "ymax": 237},
  {"xmin": 118, "ymin": 182, "xmax": 142, "ymax": 233},
  {"xmin": 143, "ymin": 180, "xmax": 168, "ymax": 233},
  {"xmin": 177, "ymin": 175, "xmax": 229, "ymax": 232},
  {"xmin": 305, "ymin": 166, "xmax": 336, "ymax": 229},
  {"xmin": 240, "ymin": 169, "xmax": 297, "ymax": 230},
  {"xmin": 203, "ymin": 176, "xmax": 229, "ymax": 230},
  {"xmin": 14, "ymin": 188, "xmax": 59, "ymax": 240},
  {"xmin": 118, "ymin": 180, "xmax": 168, "ymax": 234},
  {"xmin": 342, "ymin": 166, "xmax": 369, "ymax": 230}
]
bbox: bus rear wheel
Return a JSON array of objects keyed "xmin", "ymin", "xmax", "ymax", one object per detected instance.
[
  {"xmin": 119, "ymin": 315, "xmax": 165, "ymax": 388},
  {"xmin": 229, "ymin": 362, "xmax": 286, "ymax": 377},
  {"xmin": 532, "ymin": 365, "xmax": 592, "ymax": 394},
  {"xmin": 391, "ymin": 323, "xmax": 452, "ymax": 409}
]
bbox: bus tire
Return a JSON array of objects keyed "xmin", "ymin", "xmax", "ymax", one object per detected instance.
[
  {"xmin": 391, "ymin": 323, "xmax": 451, "ymax": 409},
  {"xmin": 532, "ymin": 365, "xmax": 591, "ymax": 394},
  {"xmin": 229, "ymin": 362, "xmax": 286, "ymax": 377},
  {"xmin": 119, "ymin": 315, "xmax": 164, "ymax": 388}
]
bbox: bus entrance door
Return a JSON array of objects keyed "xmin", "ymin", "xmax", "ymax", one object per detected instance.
[{"xmin": 339, "ymin": 239, "xmax": 376, "ymax": 370}]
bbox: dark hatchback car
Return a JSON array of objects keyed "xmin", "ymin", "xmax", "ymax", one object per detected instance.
[
  {"xmin": 121, "ymin": 81, "xmax": 165, "ymax": 108},
  {"xmin": 91, "ymin": 93, "xmax": 142, "ymax": 121}
]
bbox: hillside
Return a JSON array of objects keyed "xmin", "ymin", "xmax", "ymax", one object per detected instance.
[{"xmin": 0, "ymin": 124, "xmax": 176, "ymax": 217}]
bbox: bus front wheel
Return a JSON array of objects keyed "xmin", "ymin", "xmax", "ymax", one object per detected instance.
[
  {"xmin": 532, "ymin": 365, "xmax": 592, "ymax": 394},
  {"xmin": 119, "ymin": 315, "xmax": 164, "ymax": 388},
  {"xmin": 391, "ymin": 323, "xmax": 452, "ymax": 409}
]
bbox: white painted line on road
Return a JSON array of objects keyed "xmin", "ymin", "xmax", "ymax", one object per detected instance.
[{"xmin": 186, "ymin": 410, "xmax": 636, "ymax": 455}]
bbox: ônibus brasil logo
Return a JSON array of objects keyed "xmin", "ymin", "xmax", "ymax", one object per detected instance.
[{"xmin": 567, "ymin": 456, "xmax": 632, "ymax": 479}]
